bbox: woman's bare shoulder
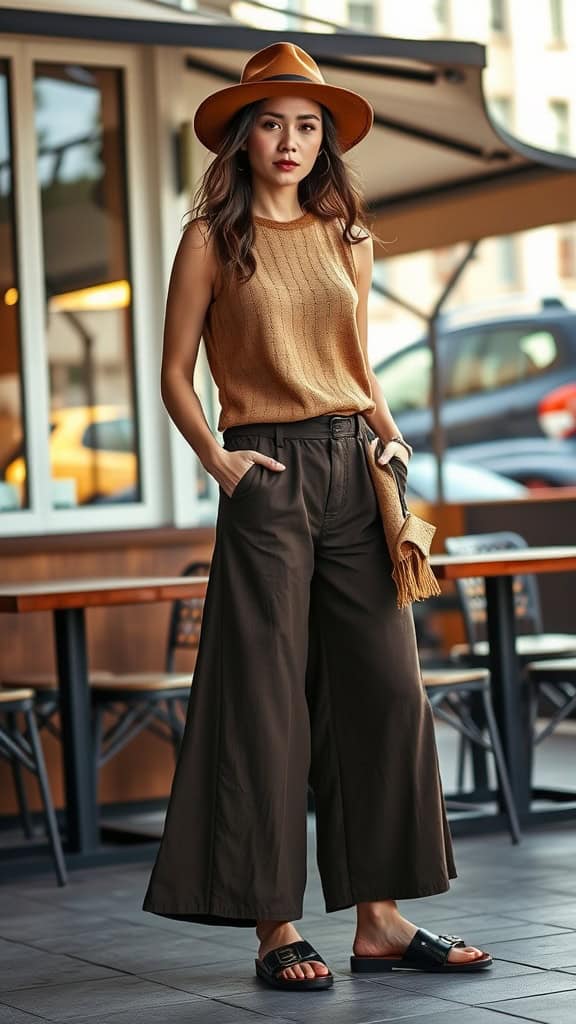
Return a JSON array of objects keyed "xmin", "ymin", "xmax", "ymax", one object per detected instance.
[
  {"xmin": 177, "ymin": 217, "xmax": 218, "ymax": 280},
  {"xmin": 180, "ymin": 215, "xmax": 214, "ymax": 250}
]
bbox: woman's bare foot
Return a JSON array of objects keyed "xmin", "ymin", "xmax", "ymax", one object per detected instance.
[
  {"xmin": 256, "ymin": 920, "xmax": 330, "ymax": 982},
  {"xmin": 354, "ymin": 901, "xmax": 488, "ymax": 964}
]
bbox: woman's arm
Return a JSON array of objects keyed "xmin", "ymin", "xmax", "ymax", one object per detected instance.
[
  {"xmin": 160, "ymin": 219, "xmax": 286, "ymax": 495},
  {"xmin": 160, "ymin": 219, "xmax": 224, "ymax": 472},
  {"xmin": 352, "ymin": 233, "xmax": 411, "ymax": 467}
]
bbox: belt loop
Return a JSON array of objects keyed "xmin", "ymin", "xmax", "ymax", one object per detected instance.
[{"xmin": 274, "ymin": 423, "xmax": 284, "ymax": 447}]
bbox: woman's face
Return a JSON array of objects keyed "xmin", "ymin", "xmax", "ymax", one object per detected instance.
[{"xmin": 243, "ymin": 94, "xmax": 324, "ymax": 185}]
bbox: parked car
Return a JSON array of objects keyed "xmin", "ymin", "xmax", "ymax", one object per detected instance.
[
  {"xmin": 405, "ymin": 454, "xmax": 528, "ymax": 503},
  {"xmin": 4, "ymin": 405, "xmax": 138, "ymax": 505},
  {"xmin": 372, "ymin": 298, "xmax": 576, "ymax": 487},
  {"xmin": 442, "ymin": 437, "xmax": 576, "ymax": 489}
]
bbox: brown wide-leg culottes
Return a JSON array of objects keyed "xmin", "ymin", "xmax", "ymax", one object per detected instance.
[{"xmin": 143, "ymin": 412, "xmax": 457, "ymax": 927}]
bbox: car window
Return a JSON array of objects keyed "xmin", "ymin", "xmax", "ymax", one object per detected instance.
[
  {"xmin": 482, "ymin": 328, "xmax": 559, "ymax": 388},
  {"xmin": 446, "ymin": 327, "xmax": 559, "ymax": 398},
  {"xmin": 82, "ymin": 418, "xmax": 135, "ymax": 453},
  {"xmin": 374, "ymin": 345, "xmax": 432, "ymax": 413},
  {"xmin": 445, "ymin": 332, "xmax": 485, "ymax": 398},
  {"xmin": 518, "ymin": 330, "xmax": 558, "ymax": 369}
]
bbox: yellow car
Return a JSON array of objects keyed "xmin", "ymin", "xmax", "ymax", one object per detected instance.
[{"xmin": 5, "ymin": 405, "xmax": 138, "ymax": 506}]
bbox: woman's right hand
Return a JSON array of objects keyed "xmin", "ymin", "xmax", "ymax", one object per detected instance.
[{"xmin": 214, "ymin": 449, "xmax": 286, "ymax": 498}]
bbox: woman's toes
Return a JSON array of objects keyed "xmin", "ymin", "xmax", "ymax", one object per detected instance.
[
  {"xmin": 281, "ymin": 960, "xmax": 329, "ymax": 981},
  {"xmin": 449, "ymin": 945, "xmax": 485, "ymax": 962}
]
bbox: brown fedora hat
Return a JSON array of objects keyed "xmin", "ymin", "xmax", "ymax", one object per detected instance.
[{"xmin": 193, "ymin": 41, "xmax": 374, "ymax": 154}]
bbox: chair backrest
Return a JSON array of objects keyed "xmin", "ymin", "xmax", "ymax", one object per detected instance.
[
  {"xmin": 164, "ymin": 560, "xmax": 212, "ymax": 671},
  {"xmin": 445, "ymin": 531, "xmax": 543, "ymax": 646}
]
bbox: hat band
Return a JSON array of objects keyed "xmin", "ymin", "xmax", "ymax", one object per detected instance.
[{"xmin": 255, "ymin": 73, "xmax": 318, "ymax": 83}]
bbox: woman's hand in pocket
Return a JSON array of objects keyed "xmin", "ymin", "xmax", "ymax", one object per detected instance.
[{"xmin": 213, "ymin": 449, "xmax": 286, "ymax": 498}]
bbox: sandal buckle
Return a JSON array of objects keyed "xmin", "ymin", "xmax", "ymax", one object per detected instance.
[{"xmin": 274, "ymin": 946, "xmax": 300, "ymax": 967}]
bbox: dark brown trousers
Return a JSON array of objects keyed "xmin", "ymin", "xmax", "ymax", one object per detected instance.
[{"xmin": 143, "ymin": 413, "xmax": 457, "ymax": 927}]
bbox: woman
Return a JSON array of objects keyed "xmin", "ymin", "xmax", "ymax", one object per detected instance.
[{"xmin": 143, "ymin": 41, "xmax": 492, "ymax": 990}]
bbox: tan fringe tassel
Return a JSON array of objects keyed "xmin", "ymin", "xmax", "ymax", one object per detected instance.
[
  {"xmin": 392, "ymin": 547, "xmax": 442, "ymax": 609},
  {"xmin": 363, "ymin": 433, "xmax": 442, "ymax": 609}
]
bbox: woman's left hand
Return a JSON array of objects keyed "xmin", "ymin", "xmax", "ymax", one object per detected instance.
[
  {"xmin": 375, "ymin": 438, "xmax": 410, "ymax": 468},
  {"xmin": 374, "ymin": 437, "xmax": 409, "ymax": 514}
]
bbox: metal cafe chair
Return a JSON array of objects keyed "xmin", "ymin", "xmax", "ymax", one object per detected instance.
[
  {"xmin": 524, "ymin": 657, "xmax": 576, "ymax": 748},
  {"xmin": 2, "ymin": 560, "xmax": 210, "ymax": 810},
  {"xmin": 445, "ymin": 531, "xmax": 576, "ymax": 791},
  {"xmin": 421, "ymin": 666, "xmax": 521, "ymax": 843},
  {"xmin": 90, "ymin": 559, "xmax": 210, "ymax": 768},
  {"xmin": 0, "ymin": 686, "xmax": 68, "ymax": 885}
]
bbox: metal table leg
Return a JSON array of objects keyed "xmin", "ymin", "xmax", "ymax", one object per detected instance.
[
  {"xmin": 53, "ymin": 607, "xmax": 98, "ymax": 854},
  {"xmin": 484, "ymin": 575, "xmax": 531, "ymax": 816}
]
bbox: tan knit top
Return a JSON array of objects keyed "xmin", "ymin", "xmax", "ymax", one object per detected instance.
[{"xmin": 202, "ymin": 210, "xmax": 376, "ymax": 431}]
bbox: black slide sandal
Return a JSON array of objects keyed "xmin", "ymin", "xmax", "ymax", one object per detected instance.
[
  {"xmin": 350, "ymin": 927, "xmax": 493, "ymax": 973},
  {"xmin": 255, "ymin": 939, "xmax": 334, "ymax": 990}
]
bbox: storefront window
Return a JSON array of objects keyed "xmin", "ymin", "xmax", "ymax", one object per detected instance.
[
  {"xmin": 33, "ymin": 63, "xmax": 140, "ymax": 508},
  {"xmin": 0, "ymin": 60, "xmax": 27, "ymax": 512}
]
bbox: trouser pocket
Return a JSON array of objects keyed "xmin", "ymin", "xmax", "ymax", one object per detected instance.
[
  {"xmin": 389, "ymin": 455, "xmax": 409, "ymax": 517},
  {"xmin": 221, "ymin": 436, "xmax": 270, "ymax": 501}
]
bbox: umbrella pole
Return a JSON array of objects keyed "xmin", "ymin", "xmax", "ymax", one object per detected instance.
[{"xmin": 372, "ymin": 238, "xmax": 479, "ymax": 504}]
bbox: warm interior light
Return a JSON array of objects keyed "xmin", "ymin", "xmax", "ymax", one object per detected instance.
[
  {"xmin": 49, "ymin": 280, "xmax": 131, "ymax": 312},
  {"xmin": 4, "ymin": 287, "xmax": 18, "ymax": 306}
]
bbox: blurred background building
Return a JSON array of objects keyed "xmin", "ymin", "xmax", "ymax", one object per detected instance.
[
  {"xmin": 1, "ymin": 0, "xmax": 575, "ymax": 823},
  {"xmin": 1, "ymin": 0, "xmax": 575, "ymax": 534}
]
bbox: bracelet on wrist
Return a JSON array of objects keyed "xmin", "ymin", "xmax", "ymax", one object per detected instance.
[{"xmin": 387, "ymin": 434, "xmax": 413, "ymax": 459}]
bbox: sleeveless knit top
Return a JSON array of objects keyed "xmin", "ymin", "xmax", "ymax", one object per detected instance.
[{"xmin": 201, "ymin": 210, "xmax": 377, "ymax": 431}]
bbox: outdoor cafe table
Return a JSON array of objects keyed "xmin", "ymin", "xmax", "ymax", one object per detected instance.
[
  {"xmin": 0, "ymin": 576, "xmax": 208, "ymax": 866},
  {"xmin": 430, "ymin": 546, "xmax": 576, "ymax": 829},
  {"xmin": 2, "ymin": 552, "xmax": 576, "ymax": 869}
]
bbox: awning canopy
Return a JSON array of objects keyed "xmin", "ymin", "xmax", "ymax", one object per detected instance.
[
  {"xmin": 2, "ymin": 4, "xmax": 575, "ymax": 257},
  {"xmin": 182, "ymin": 41, "xmax": 576, "ymax": 256}
]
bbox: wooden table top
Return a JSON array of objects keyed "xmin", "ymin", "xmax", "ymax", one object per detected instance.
[
  {"xmin": 430, "ymin": 546, "xmax": 576, "ymax": 580},
  {"xmin": 0, "ymin": 576, "xmax": 210, "ymax": 613},
  {"xmin": 1, "ymin": 547, "xmax": 575, "ymax": 611}
]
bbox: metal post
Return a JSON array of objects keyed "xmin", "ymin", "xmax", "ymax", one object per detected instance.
[
  {"xmin": 484, "ymin": 575, "xmax": 531, "ymax": 816},
  {"xmin": 372, "ymin": 239, "xmax": 479, "ymax": 504},
  {"xmin": 53, "ymin": 607, "xmax": 99, "ymax": 854}
]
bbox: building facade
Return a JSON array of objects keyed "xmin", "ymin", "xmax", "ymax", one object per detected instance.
[{"xmin": 1, "ymin": 0, "xmax": 575, "ymax": 540}]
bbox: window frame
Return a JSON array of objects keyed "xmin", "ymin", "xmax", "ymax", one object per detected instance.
[
  {"xmin": 0, "ymin": 38, "xmax": 171, "ymax": 536},
  {"xmin": 548, "ymin": 0, "xmax": 565, "ymax": 45},
  {"xmin": 346, "ymin": 1, "xmax": 377, "ymax": 32},
  {"xmin": 489, "ymin": 0, "xmax": 508, "ymax": 35},
  {"xmin": 549, "ymin": 98, "xmax": 571, "ymax": 152}
]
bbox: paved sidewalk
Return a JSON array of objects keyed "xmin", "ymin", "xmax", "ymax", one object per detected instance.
[{"xmin": 1, "ymin": 816, "xmax": 576, "ymax": 1023}]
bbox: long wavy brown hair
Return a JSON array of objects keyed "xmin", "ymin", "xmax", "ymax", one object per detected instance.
[{"xmin": 183, "ymin": 98, "xmax": 383, "ymax": 286}]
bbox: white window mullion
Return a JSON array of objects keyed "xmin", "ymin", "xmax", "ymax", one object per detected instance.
[
  {"xmin": 117, "ymin": 44, "xmax": 169, "ymax": 529},
  {"xmin": 152, "ymin": 45, "xmax": 220, "ymax": 529},
  {"xmin": 8, "ymin": 40, "xmax": 53, "ymax": 533}
]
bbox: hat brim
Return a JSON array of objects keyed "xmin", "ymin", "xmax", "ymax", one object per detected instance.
[{"xmin": 193, "ymin": 80, "xmax": 374, "ymax": 154}]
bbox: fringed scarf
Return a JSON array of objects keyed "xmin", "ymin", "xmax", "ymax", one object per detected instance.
[{"xmin": 362, "ymin": 432, "xmax": 441, "ymax": 609}]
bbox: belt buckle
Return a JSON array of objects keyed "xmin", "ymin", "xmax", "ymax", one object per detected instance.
[{"xmin": 329, "ymin": 415, "xmax": 351, "ymax": 437}]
